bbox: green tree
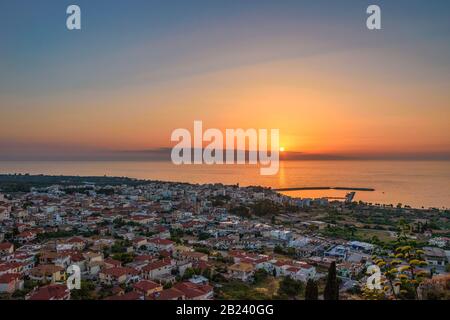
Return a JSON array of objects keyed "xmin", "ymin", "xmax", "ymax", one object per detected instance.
[
  {"xmin": 271, "ymin": 216, "xmax": 276, "ymax": 224},
  {"xmin": 304, "ymin": 279, "xmax": 318, "ymax": 300},
  {"xmin": 182, "ymin": 267, "xmax": 196, "ymax": 280},
  {"xmin": 253, "ymin": 269, "xmax": 269, "ymax": 285},
  {"xmin": 198, "ymin": 232, "xmax": 211, "ymax": 241},
  {"xmin": 373, "ymin": 246, "xmax": 428, "ymax": 300},
  {"xmin": 251, "ymin": 199, "xmax": 281, "ymax": 217},
  {"xmin": 71, "ymin": 280, "xmax": 96, "ymax": 300},
  {"xmin": 324, "ymin": 261, "xmax": 339, "ymax": 300},
  {"xmin": 112, "ymin": 252, "xmax": 134, "ymax": 264},
  {"xmin": 278, "ymin": 276, "xmax": 304, "ymax": 299},
  {"xmin": 230, "ymin": 205, "xmax": 250, "ymax": 218}
]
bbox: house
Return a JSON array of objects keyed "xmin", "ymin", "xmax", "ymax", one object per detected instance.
[
  {"xmin": 148, "ymin": 287, "xmax": 185, "ymax": 300},
  {"xmin": 0, "ymin": 242, "xmax": 14, "ymax": 256},
  {"xmin": 423, "ymin": 247, "xmax": 448, "ymax": 266},
  {"xmin": 16, "ymin": 231, "xmax": 37, "ymax": 244},
  {"xmin": 281, "ymin": 263, "xmax": 316, "ymax": 282},
  {"xmin": 133, "ymin": 237, "xmax": 148, "ymax": 249},
  {"xmin": 134, "ymin": 254, "xmax": 157, "ymax": 264},
  {"xmin": 348, "ymin": 241, "xmax": 375, "ymax": 253},
  {"xmin": 229, "ymin": 251, "xmax": 272, "ymax": 271},
  {"xmin": 125, "ymin": 215, "xmax": 153, "ymax": 225},
  {"xmin": 324, "ymin": 245, "xmax": 348, "ymax": 261},
  {"xmin": 173, "ymin": 281, "xmax": 213, "ymax": 300},
  {"xmin": 0, "ymin": 206, "xmax": 11, "ymax": 221},
  {"xmin": 29, "ymin": 265, "xmax": 66, "ymax": 283},
  {"xmin": 133, "ymin": 280, "xmax": 163, "ymax": 296},
  {"xmin": 228, "ymin": 262, "xmax": 255, "ymax": 282},
  {"xmin": 83, "ymin": 251, "xmax": 104, "ymax": 275},
  {"xmin": 146, "ymin": 238, "xmax": 175, "ymax": 253},
  {"xmin": 270, "ymin": 230, "xmax": 293, "ymax": 241},
  {"xmin": 39, "ymin": 251, "xmax": 71, "ymax": 268},
  {"xmin": 173, "ymin": 245, "xmax": 194, "ymax": 258},
  {"xmin": 15, "ymin": 223, "xmax": 28, "ymax": 233},
  {"xmin": 307, "ymin": 256, "xmax": 336, "ymax": 269},
  {"xmin": 83, "ymin": 251, "xmax": 103, "ymax": 264},
  {"xmin": 179, "ymin": 251, "xmax": 208, "ymax": 263},
  {"xmin": 65, "ymin": 237, "xmax": 87, "ymax": 250},
  {"xmin": 6, "ymin": 256, "xmax": 34, "ymax": 275},
  {"xmin": 86, "ymin": 260, "xmax": 103, "ymax": 276},
  {"xmin": 192, "ymin": 260, "xmax": 212, "ymax": 273},
  {"xmin": 0, "ymin": 262, "xmax": 25, "ymax": 276},
  {"xmin": 155, "ymin": 226, "xmax": 171, "ymax": 239},
  {"xmin": 99, "ymin": 267, "xmax": 138, "ymax": 285},
  {"xmin": 272, "ymin": 260, "xmax": 316, "ymax": 282},
  {"xmin": 125, "ymin": 259, "xmax": 149, "ymax": 272},
  {"xmin": 68, "ymin": 252, "xmax": 87, "ymax": 272},
  {"xmin": 104, "ymin": 257, "xmax": 122, "ymax": 269},
  {"xmin": 428, "ymin": 237, "xmax": 450, "ymax": 248},
  {"xmin": 176, "ymin": 261, "xmax": 193, "ymax": 277},
  {"xmin": 0, "ymin": 273, "xmax": 24, "ymax": 293},
  {"xmin": 141, "ymin": 259, "xmax": 173, "ymax": 281},
  {"xmin": 27, "ymin": 284, "xmax": 70, "ymax": 300}
]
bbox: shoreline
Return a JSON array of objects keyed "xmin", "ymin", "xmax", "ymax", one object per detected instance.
[
  {"xmin": 0, "ymin": 173, "xmax": 447, "ymax": 211},
  {"xmin": 274, "ymin": 187, "xmax": 375, "ymax": 192}
]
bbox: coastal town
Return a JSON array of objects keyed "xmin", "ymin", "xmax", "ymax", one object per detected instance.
[{"xmin": 0, "ymin": 175, "xmax": 448, "ymax": 300}]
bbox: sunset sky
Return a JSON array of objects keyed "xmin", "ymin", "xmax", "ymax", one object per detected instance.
[{"xmin": 1, "ymin": 0, "xmax": 449, "ymax": 160}]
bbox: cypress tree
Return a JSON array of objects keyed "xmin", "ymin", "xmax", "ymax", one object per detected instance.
[
  {"xmin": 305, "ymin": 279, "xmax": 319, "ymax": 300},
  {"xmin": 324, "ymin": 261, "xmax": 339, "ymax": 300}
]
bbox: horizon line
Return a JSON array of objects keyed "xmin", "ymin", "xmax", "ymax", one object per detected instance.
[{"xmin": 0, "ymin": 148, "xmax": 449, "ymax": 161}]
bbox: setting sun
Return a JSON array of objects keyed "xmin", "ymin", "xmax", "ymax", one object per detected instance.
[{"xmin": 279, "ymin": 147, "xmax": 285, "ymax": 152}]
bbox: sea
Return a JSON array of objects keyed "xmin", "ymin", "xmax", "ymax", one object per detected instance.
[{"xmin": 0, "ymin": 160, "xmax": 449, "ymax": 209}]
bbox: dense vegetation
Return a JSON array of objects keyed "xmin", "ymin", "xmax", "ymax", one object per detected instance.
[{"xmin": 0, "ymin": 174, "xmax": 181, "ymax": 193}]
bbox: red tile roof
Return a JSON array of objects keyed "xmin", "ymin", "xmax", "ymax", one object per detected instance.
[
  {"xmin": 193, "ymin": 261, "xmax": 212, "ymax": 271},
  {"xmin": 0, "ymin": 242, "xmax": 13, "ymax": 251},
  {"xmin": 133, "ymin": 280, "xmax": 161, "ymax": 292},
  {"xmin": 142, "ymin": 259, "xmax": 172, "ymax": 272},
  {"xmin": 134, "ymin": 254, "xmax": 156, "ymax": 262},
  {"xmin": 105, "ymin": 291, "xmax": 142, "ymax": 300},
  {"xmin": 17, "ymin": 231, "xmax": 36, "ymax": 238},
  {"xmin": 102, "ymin": 267, "xmax": 136, "ymax": 278},
  {"xmin": 148, "ymin": 287, "xmax": 185, "ymax": 300},
  {"xmin": 173, "ymin": 282, "xmax": 213, "ymax": 299},
  {"xmin": 0, "ymin": 273, "xmax": 21, "ymax": 284},
  {"xmin": 28, "ymin": 284, "xmax": 69, "ymax": 300},
  {"xmin": 104, "ymin": 257, "xmax": 122, "ymax": 267},
  {"xmin": 67, "ymin": 237, "xmax": 85, "ymax": 244},
  {"xmin": 148, "ymin": 238, "xmax": 174, "ymax": 245}
]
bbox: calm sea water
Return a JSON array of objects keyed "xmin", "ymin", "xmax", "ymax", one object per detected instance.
[{"xmin": 1, "ymin": 161, "xmax": 449, "ymax": 209}]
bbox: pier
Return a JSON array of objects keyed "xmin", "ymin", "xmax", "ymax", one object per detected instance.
[{"xmin": 273, "ymin": 186, "xmax": 375, "ymax": 192}]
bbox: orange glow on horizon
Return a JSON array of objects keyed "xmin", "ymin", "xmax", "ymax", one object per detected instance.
[{"xmin": 1, "ymin": 49, "xmax": 449, "ymax": 157}]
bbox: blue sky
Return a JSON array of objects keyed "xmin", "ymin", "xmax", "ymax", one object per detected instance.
[
  {"xmin": 0, "ymin": 0, "xmax": 449, "ymax": 159},
  {"xmin": 2, "ymin": 0, "xmax": 449, "ymax": 95}
]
